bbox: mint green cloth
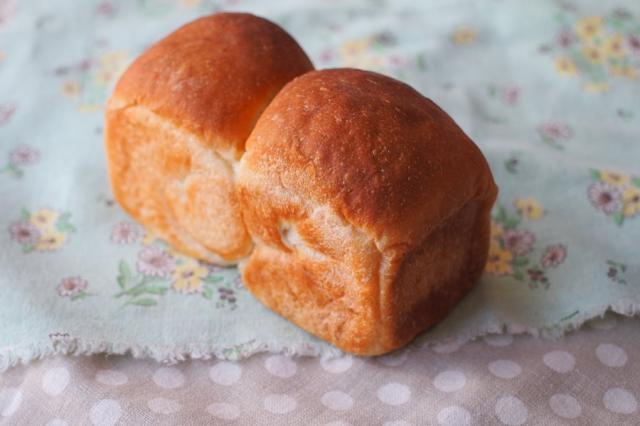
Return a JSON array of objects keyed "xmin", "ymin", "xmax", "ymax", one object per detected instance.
[{"xmin": 1, "ymin": 0, "xmax": 639, "ymax": 370}]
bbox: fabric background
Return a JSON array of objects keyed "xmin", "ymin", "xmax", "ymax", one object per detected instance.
[
  {"xmin": 1, "ymin": 314, "xmax": 638, "ymax": 425},
  {"xmin": 1, "ymin": 0, "xmax": 639, "ymax": 375}
]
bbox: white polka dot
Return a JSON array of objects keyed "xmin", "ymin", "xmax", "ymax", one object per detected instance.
[
  {"xmin": 264, "ymin": 394, "xmax": 297, "ymax": 414},
  {"xmin": 42, "ymin": 367, "xmax": 70, "ymax": 396},
  {"xmin": 603, "ymin": 388, "xmax": 638, "ymax": 414},
  {"xmin": 430, "ymin": 339, "xmax": 464, "ymax": 354},
  {"xmin": 383, "ymin": 421, "xmax": 412, "ymax": 426},
  {"xmin": 89, "ymin": 399, "xmax": 122, "ymax": 426},
  {"xmin": 209, "ymin": 362, "xmax": 242, "ymax": 385},
  {"xmin": 549, "ymin": 394, "xmax": 581, "ymax": 419},
  {"xmin": 148, "ymin": 397, "xmax": 181, "ymax": 414},
  {"xmin": 433, "ymin": 370, "xmax": 466, "ymax": 392},
  {"xmin": 45, "ymin": 419, "xmax": 68, "ymax": 426},
  {"xmin": 596, "ymin": 343, "xmax": 627, "ymax": 368},
  {"xmin": 377, "ymin": 383, "xmax": 411, "ymax": 405},
  {"xmin": 437, "ymin": 406, "xmax": 471, "ymax": 426},
  {"xmin": 324, "ymin": 422, "xmax": 352, "ymax": 426},
  {"xmin": 0, "ymin": 388, "xmax": 22, "ymax": 417},
  {"xmin": 589, "ymin": 316, "xmax": 617, "ymax": 330},
  {"xmin": 320, "ymin": 355, "xmax": 353, "ymax": 374},
  {"xmin": 95, "ymin": 369, "xmax": 128, "ymax": 386},
  {"xmin": 206, "ymin": 402, "xmax": 240, "ymax": 420},
  {"xmin": 495, "ymin": 396, "xmax": 528, "ymax": 425},
  {"xmin": 377, "ymin": 350, "xmax": 408, "ymax": 367},
  {"xmin": 484, "ymin": 334, "xmax": 513, "ymax": 347},
  {"xmin": 152, "ymin": 367, "xmax": 185, "ymax": 389},
  {"xmin": 265, "ymin": 355, "xmax": 297, "ymax": 378},
  {"xmin": 321, "ymin": 391, "xmax": 354, "ymax": 411},
  {"xmin": 488, "ymin": 360, "xmax": 522, "ymax": 379},
  {"xmin": 543, "ymin": 350, "xmax": 575, "ymax": 373}
]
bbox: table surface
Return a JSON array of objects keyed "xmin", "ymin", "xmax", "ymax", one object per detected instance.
[{"xmin": 1, "ymin": 314, "xmax": 639, "ymax": 425}]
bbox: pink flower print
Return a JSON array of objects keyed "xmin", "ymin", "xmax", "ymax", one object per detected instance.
[
  {"xmin": 9, "ymin": 221, "xmax": 40, "ymax": 244},
  {"xmin": 588, "ymin": 182, "xmax": 622, "ymax": 215},
  {"xmin": 0, "ymin": 103, "xmax": 16, "ymax": 126},
  {"xmin": 96, "ymin": 2, "xmax": 116, "ymax": 17},
  {"xmin": 556, "ymin": 30, "xmax": 575, "ymax": 48},
  {"xmin": 0, "ymin": 0, "xmax": 16, "ymax": 27},
  {"xmin": 137, "ymin": 246, "xmax": 174, "ymax": 278},
  {"xmin": 502, "ymin": 229, "xmax": 535, "ymax": 256},
  {"xmin": 388, "ymin": 55, "xmax": 407, "ymax": 67},
  {"xmin": 111, "ymin": 222, "xmax": 139, "ymax": 244},
  {"xmin": 9, "ymin": 145, "xmax": 40, "ymax": 166},
  {"xmin": 57, "ymin": 276, "xmax": 88, "ymax": 297},
  {"xmin": 541, "ymin": 244, "xmax": 567, "ymax": 268},
  {"xmin": 629, "ymin": 35, "xmax": 640, "ymax": 56},
  {"xmin": 502, "ymin": 86, "xmax": 520, "ymax": 106},
  {"xmin": 319, "ymin": 49, "xmax": 333, "ymax": 63},
  {"xmin": 537, "ymin": 122, "xmax": 573, "ymax": 140}
]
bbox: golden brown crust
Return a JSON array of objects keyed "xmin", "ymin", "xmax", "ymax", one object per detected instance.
[
  {"xmin": 109, "ymin": 12, "xmax": 314, "ymax": 157},
  {"xmin": 241, "ymin": 69, "xmax": 496, "ymax": 249},
  {"xmin": 238, "ymin": 69, "xmax": 497, "ymax": 354},
  {"xmin": 105, "ymin": 13, "xmax": 314, "ymax": 263}
]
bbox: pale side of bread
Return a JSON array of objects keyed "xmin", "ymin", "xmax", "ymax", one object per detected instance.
[
  {"xmin": 237, "ymin": 69, "xmax": 498, "ymax": 355},
  {"xmin": 105, "ymin": 13, "xmax": 314, "ymax": 263}
]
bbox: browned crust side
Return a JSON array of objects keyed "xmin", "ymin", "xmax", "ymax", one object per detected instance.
[{"xmin": 238, "ymin": 68, "xmax": 498, "ymax": 354}]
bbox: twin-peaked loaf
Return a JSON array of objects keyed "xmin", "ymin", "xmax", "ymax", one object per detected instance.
[{"xmin": 105, "ymin": 15, "xmax": 497, "ymax": 355}]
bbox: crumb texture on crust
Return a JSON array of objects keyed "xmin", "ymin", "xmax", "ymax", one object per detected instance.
[
  {"xmin": 238, "ymin": 68, "xmax": 497, "ymax": 354},
  {"xmin": 106, "ymin": 105, "xmax": 252, "ymax": 262},
  {"xmin": 105, "ymin": 13, "xmax": 314, "ymax": 263}
]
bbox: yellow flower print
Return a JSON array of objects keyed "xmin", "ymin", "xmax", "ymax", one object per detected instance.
[
  {"xmin": 452, "ymin": 27, "xmax": 476, "ymax": 45},
  {"xmin": 622, "ymin": 186, "xmax": 640, "ymax": 218},
  {"xmin": 610, "ymin": 64, "xmax": 637, "ymax": 80},
  {"xmin": 575, "ymin": 16, "xmax": 603, "ymax": 40},
  {"xmin": 142, "ymin": 231, "xmax": 158, "ymax": 246},
  {"xmin": 30, "ymin": 209, "xmax": 59, "ymax": 230},
  {"xmin": 603, "ymin": 34, "xmax": 626, "ymax": 59},
  {"xmin": 485, "ymin": 242, "xmax": 513, "ymax": 276},
  {"xmin": 581, "ymin": 45, "xmax": 605, "ymax": 65},
  {"xmin": 513, "ymin": 198, "xmax": 544, "ymax": 220},
  {"xmin": 583, "ymin": 81, "xmax": 609, "ymax": 93},
  {"xmin": 600, "ymin": 170, "xmax": 630, "ymax": 187},
  {"xmin": 61, "ymin": 81, "xmax": 81, "ymax": 97},
  {"xmin": 490, "ymin": 220, "xmax": 504, "ymax": 241},
  {"xmin": 94, "ymin": 50, "xmax": 129, "ymax": 86},
  {"xmin": 35, "ymin": 230, "xmax": 66, "ymax": 251},
  {"xmin": 76, "ymin": 104, "xmax": 102, "ymax": 113},
  {"xmin": 340, "ymin": 39, "xmax": 370, "ymax": 58},
  {"xmin": 177, "ymin": 0, "xmax": 201, "ymax": 5},
  {"xmin": 555, "ymin": 57, "xmax": 577, "ymax": 76},
  {"xmin": 171, "ymin": 260, "xmax": 208, "ymax": 294}
]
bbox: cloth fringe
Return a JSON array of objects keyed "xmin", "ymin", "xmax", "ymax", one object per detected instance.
[{"xmin": 2, "ymin": 297, "xmax": 639, "ymax": 372}]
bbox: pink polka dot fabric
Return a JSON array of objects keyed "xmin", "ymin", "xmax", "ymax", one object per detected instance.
[{"xmin": 1, "ymin": 314, "xmax": 638, "ymax": 425}]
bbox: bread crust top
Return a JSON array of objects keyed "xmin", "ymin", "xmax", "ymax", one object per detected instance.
[
  {"xmin": 241, "ymin": 68, "xmax": 498, "ymax": 250},
  {"xmin": 108, "ymin": 12, "xmax": 314, "ymax": 159}
]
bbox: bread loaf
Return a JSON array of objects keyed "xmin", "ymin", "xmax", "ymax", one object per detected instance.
[
  {"xmin": 105, "ymin": 13, "xmax": 313, "ymax": 264},
  {"xmin": 237, "ymin": 69, "xmax": 498, "ymax": 355}
]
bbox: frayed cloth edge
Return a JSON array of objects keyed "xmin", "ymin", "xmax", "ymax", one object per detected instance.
[{"xmin": 2, "ymin": 297, "xmax": 639, "ymax": 372}]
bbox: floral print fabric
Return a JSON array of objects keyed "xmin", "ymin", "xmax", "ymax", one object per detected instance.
[{"xmin": 0, "ymin": 0, "xmax": 638, "ymax": 368}]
